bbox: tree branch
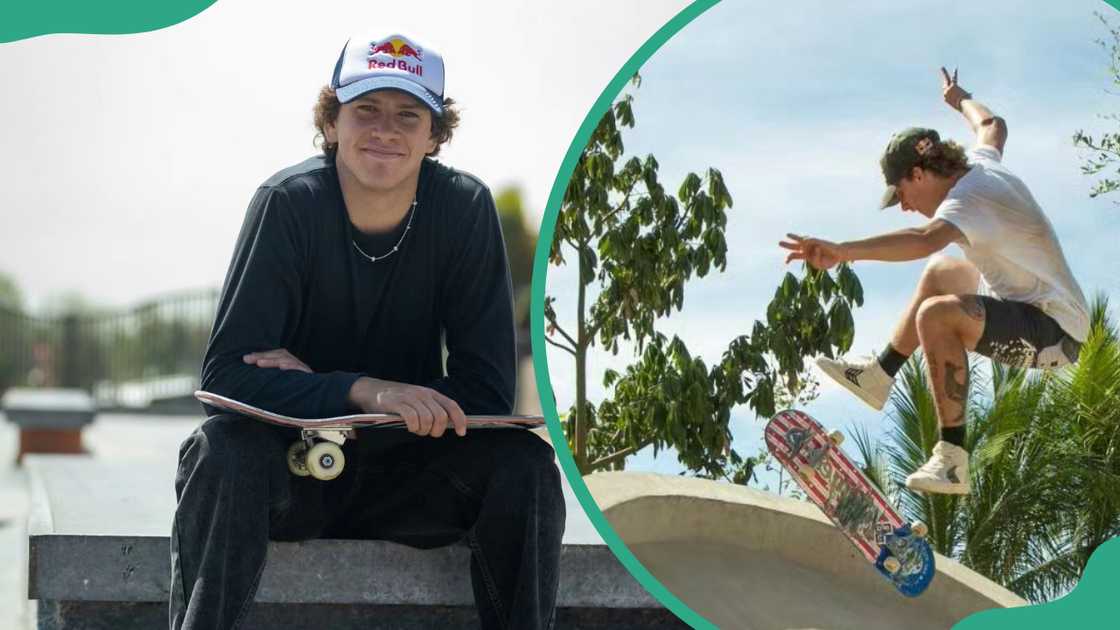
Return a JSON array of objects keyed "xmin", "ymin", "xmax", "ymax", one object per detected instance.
[
  {"xmin": 544, "ymin": 309, "xmax": 578, "ymax": 349},
  {"xmin": 589, "ymin": 439, "xmax": 653, "ymax": 470},
  {"xmin": 543, "ymin": 334, "xmax": 577, "ymax": 357},
  {"xmin": 599, "ymin": 183, "xmax": 644, "ymax": 224},
  {"xmin": 586, "ymin": 317, "xmax": 603, "ymax": 341}
]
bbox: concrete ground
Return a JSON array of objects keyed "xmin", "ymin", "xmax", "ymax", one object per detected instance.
[
  {"xmin": 1, "ymin": 412, "xmax": 206, "ymax": 629},
  {"xmin": 0, "ymin": 422, "xmax": 32, "ymax": 630}
]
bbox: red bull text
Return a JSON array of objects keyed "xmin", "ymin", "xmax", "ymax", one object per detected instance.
[
  {"xmin": 367, "ymin": 39, "xmax": 424, "ymax": 76},
  {"xmin": 368, "ymin": 58, "xmax": 422, "ymax": 76}
]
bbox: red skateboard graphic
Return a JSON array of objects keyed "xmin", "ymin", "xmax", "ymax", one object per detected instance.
[{"xmin": 765, "ymin": 409, "xmax": 935, "ymax": 596}]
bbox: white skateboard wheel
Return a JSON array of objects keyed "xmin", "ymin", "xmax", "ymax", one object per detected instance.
[
  {"xmin": 306, "ymin": 441, "xmax": 345, "ymax": 481},
  {"xmin": 911, "ymin": 521, "xmax": 929, "ymax": 538},
  {"xmin": 829, "ymin": 431, "xmax": 844, "ymax": 446},
  {"xmin": 883, "ymin": 557, "xmax": 901, "ymax": 574},
  {"xmin": 287, "ymin": 442, "xmax": 311, "ymax": 477}
]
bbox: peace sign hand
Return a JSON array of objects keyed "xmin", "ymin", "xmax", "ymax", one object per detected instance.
[{"xmin": 940, "ymin": 66, "xmax": 971, "ymax": 111}]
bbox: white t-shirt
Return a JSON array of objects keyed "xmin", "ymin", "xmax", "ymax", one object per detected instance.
[{"xmin": 934, "ymin": 145, "xmax": 1090, "ymax": 342}]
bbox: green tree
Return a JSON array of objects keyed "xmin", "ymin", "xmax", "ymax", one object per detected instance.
[
  {"xmin": 0, "ymin": 270, "xmax": 22, "ymax": 310},
  {"xmin": 546, "ymin": 78, "xmax": 862, "ymax": 477},
  {"xmin": 870, "ymin": 296, "xmax": 1120, "ymax": 602},
  {"xmin": 1073, "ymin": 12, "xmax": 1120, "ymax": 201},
  {"xmin": 0, "ymin": 271, "xmax": 25, "ymax": 392},
  {"xmin": 494, "ymin": 186, "xmax": 537, "ymax": 335}
]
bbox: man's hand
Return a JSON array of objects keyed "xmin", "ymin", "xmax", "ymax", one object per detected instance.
[
  {"xmin": 243, "ymin": 348, "xmax": 312, "ymax": 373},
  {"xmin": 941, "ymin": 66, "xmax": 1006, "ymax": 153},
  {"xmin": 940, "ymin": 67, "xmax": 971, "ymax": 111},
  {"xmin": 779, "ymin": 233, "xmax": 847, "ymax": 270},
  {"xmin": 348, "ymin": 377, "xmax": 468, "ymax": 438}
]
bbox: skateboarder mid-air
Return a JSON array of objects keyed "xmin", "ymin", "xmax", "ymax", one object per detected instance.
[
  {"xmin": 779, "ymin": 68, "xmax": 1089, "ymax": 496},
  {"xmin": 170, "ymin": 34, "xmax": 564, "ymax": 630}
]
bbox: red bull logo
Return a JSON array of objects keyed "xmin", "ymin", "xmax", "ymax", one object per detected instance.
[
  {"xmin": 367, "ymin": 37, "xmax": 424, "ymax": 75},
  {"xmin": 367, "ymin": 38, "xmax": 423, "ymax": 75}
]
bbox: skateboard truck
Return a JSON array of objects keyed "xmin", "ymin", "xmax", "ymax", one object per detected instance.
[
  {"xmin": 287, "ymin": 427, "xmax": 354, "ymax": 481},
  {"xmin": 879, "ymin": 521, "xmax": 930, "ymax": 575}
]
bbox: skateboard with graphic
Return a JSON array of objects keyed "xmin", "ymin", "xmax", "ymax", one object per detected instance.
[
  {"xmin": 765, "ymin": 409, "xmax": 935, "ymax": 596},
  {"xmin": 195, "ymin": 391, "xmax": 544, "ymax": 482}
]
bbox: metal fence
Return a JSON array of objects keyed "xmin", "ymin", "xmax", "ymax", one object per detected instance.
[
  {"xmin": 0, "ymin": 289, "xmax": 219, "ymax": 409},
  {"xmin": 1, "ymin": 286, "xmax": 536, "ymax": 412}
]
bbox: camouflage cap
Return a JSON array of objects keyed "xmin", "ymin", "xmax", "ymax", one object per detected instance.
[{"xmin": 878, "ymin": 127, "xmax": 940, "ymax": 209}]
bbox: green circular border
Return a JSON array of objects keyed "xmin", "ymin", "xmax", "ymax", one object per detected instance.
[
  {"xmin": 531, "ymin": 1, "xmax": 721, "ymax": 627},
  {"xmin": 530, "ymin": 1, "xmax": 1120, "ymax": 628}
]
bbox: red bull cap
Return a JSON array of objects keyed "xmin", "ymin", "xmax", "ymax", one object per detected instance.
[
  {"xmin": 330, "ymin": 34, "xmax": 444, "ymax": 115},
  {"xmin": 878, "ymin": 127, "xmax": 941, "ymax": 209}
]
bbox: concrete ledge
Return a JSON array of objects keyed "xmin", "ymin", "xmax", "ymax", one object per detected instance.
[
  {"xmin": 26, "ymin": 456, "xmax": 672, "ymax": 627},
  {"xmin": 2, "ymin": 389, "xmax": 96, "ymax": 429},
  {"xmin": 37, "ymin": 601, "xmax": 684, "ymax": 630},
  {"xmin": 29, "ymin": 535, "xmax": 649, "ymax": 609}
]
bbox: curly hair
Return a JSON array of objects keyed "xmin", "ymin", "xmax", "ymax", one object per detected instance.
[
  {"xmin": 312, "ymin": 86, "xmax": 460, "ymax": 158},
  {"xmin": 907, "ymin": 138, "xmax": 970, "ymax": 180}
]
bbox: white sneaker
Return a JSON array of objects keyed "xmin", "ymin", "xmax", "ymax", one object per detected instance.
[
  {"xmin": 815, "ymin": 355, "xmax": 895, "ymax": 411},
  {"xmin": 905, "ymin": 441, "xmax": 971, "ymax": 495}
]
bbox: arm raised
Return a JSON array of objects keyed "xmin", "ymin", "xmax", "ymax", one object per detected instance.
[{"xmin": 941, "ymin": 67, "xmax": 1007, "ymax": 154}]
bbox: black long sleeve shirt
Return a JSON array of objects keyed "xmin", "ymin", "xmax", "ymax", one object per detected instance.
[{"xmin": 200, "ymin": 155, "xmax": 516, "ymax": 418}]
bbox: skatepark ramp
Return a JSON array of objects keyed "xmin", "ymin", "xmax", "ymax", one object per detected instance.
[{"xmin": 585, "ymin": 472, "xmax": 1027, "ymax": 630}]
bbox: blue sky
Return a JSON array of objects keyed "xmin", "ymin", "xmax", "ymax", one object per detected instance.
[{"xmin": 544, "ymin": 0, "xmax": 1120, "ymax": 484}]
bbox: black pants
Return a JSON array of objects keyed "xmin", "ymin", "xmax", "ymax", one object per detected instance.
[{"xmin": 169, "ymin": 413, "xmax": 565, "ymax": 630}]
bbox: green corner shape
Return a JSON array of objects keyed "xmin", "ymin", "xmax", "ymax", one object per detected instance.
[
  {"xmin": 531, "ymin": 0, "xmax": 1120, "ymax": 628},
  {"xmin": 955, "ymin": 537, "xmax": 1120, "ymax": 629},
  {"xmin": 1, "ymin": 1, "xmax": 217, "ymax": 43}
]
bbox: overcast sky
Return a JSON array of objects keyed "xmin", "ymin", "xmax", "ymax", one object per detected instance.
[
  {"xmin": 544, "ymin": 0, "xmax": 1120, "ymax": 480},
  {"xmin": 0, "ymin": 0, "xmax": 691, "ymax": 311}
]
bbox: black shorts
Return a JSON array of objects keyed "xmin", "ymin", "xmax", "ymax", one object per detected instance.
[{"xmin": 973, "ymin": 295, "xmax": 1082, "ymax": 369}]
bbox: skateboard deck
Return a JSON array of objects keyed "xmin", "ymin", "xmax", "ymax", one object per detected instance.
[
  {"xmin": 765, "ymin": 409, "xmax": 935, "ymax": 597},
  {"xmin": 195, "ymin": 390, "xmax": 544, "ymax": 429},
  {"xmin": 195, "ymin": 391, "xmax": 545, "ymax": 481}
]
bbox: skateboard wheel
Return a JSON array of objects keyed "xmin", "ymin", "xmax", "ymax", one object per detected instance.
[
  {"xmin": 829, "ymin": 431, "xmax": 844, "ymax": 446},
  {"xmin": 306, "ymin": 441, "xmax": 345, "ymax": 481},
  {"xmin": 883, "ymin": 557, "xmax": 901, "ymax": 574},
  {"xmin": 287, "ymin": 442, "xmax": 311, "ymax": 477},
  {"xmin": 911, "ymin": 521, "xmax": 929, "ymax": 538}
]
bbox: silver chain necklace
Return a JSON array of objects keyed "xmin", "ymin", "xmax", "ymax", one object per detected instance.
[{"xmin": 351, "ymin": 198, "xmax": 417, "ymax": 263}]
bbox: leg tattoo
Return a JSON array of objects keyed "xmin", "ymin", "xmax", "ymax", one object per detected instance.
[
  {"xmin": 959, "ymin": 295, "xmax": 986, "ymax": 322},
  {"xmin": 943, "ymin": 361, "xmax": 968, "ymax": 426}
]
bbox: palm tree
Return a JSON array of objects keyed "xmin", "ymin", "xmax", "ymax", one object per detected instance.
[
  {"xmin": 870, "ymin": 295, "xmax": 1120, "ymax": 602},
  {"xmin": 1024, "ymin": 297, "xmax": 1120, "ymax": 598}
]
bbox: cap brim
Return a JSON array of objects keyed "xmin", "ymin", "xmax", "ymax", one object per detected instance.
[
  {"xmin": 879, "ymin": 185, "xmax": 899, "ymax": 209},
  {"xmin": 335, "ymin": 75, "xmax": 443, "ymax": 115}
]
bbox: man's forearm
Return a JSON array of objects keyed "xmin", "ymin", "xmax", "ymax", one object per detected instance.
[
  {"xmin": 201, "ymin": 352, "xmax": 364, "ymax": 418},
  {"xmin": 958, "ymin": 98, "xmax": 999, "ymax": 133},
  {"xmin": 841, "ymin": 229, "xmax": 938, "ymax": 263}
]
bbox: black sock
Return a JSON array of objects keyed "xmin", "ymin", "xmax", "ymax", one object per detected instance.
[
  {"xmin": 877, "ymin": 343, "xmax": 909, "ymax": 377},
  {"xmin": 941, "ymin": 425, "xmax": 966, "ymax": 447}
]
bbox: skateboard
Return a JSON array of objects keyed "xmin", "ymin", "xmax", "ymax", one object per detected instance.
[
  {"xmin": 765, "ymin": 409, "xmax": 935, "ymax": 597},
  {"xmin": 195, "ymin": 391, "xmax": 545, "ymax": 482}
]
